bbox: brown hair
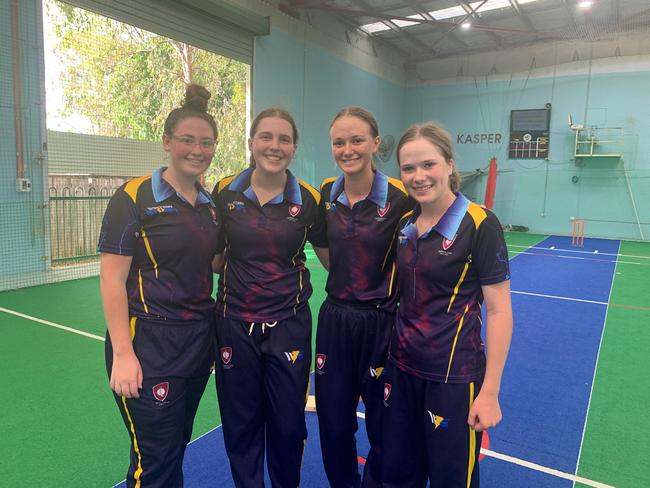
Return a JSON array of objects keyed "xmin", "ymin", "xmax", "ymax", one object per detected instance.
[
  {"xmin": 330, "ymin": 106, "xmax": 379, "ymax": 139},
  {"xmin": 330, "ymin": 106, "xmax": 380, "ymax": 169},
  {"xmin": 396, "ymin": 122, "xmax": 461, "ymax": 193},
  {"xmin": 249, "ymin": 107, "xmax": 299, "ymax": 167},
  {"xmin": 163, "ymin": 84, "xmax": 218, "ymax": 139}
]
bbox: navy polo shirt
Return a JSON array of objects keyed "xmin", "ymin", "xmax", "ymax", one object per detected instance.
[
  {"xmin": 311, "ymin": 170, "xmax": 414, "ymax": 310},
  {"xmin": 389, "ymin": 193, "xmax": 510, "ymax": 383},
  {"xmin": 97, "ymin": 167, "xmax": 220, "ymax": 322},
  {"xmin": 212, "ymin": 167, "xmax": 322, "ymax": 322}
]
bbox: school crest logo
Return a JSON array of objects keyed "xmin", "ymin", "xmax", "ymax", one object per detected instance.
[
  {"xmin": 442, "ymin": 234, "xmax": 457, "ymax": 251},
  {"xmin": 383, "ymin": 383, "xmax": 392, "ymax": 402},
  {"xmin": 152, "ymin": 382, "xmax": 169, "ymax": 402},
  {"xmin": 427, "ymin": 410, "xmax": 449, "ymax": 429},
  {"xmin": 220, "ymin": 347, "xmax": 232, "ymax": 365},
  {"xmin": 316, "ymin": 353, "xmax": 326, "ymax": 370},
  {"xmin": 289, "ymin": 205, "xmax": 301, "ymax": 217},
  {"xmin": 377, "ymin": 202, "xmax": 390, "ymax": 217}
]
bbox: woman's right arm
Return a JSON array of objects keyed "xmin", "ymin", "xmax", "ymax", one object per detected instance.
[
  {"xmin": 313, "ymin": 246, "xmax": 330, "ymax": 271},
  {"xmin": 100, "ymin": 252, "xmax": 142, "ymax": 398}
]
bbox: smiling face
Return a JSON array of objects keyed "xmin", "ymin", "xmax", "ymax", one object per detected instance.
[
  {"xmin": 330, "ymin": 115, "xmax": 380, "ymax": 178},
  {"xmin": 248, "ymin": 116, "xmax": 296, "ymax": 176},
  {"xmin": 162, "ymin": 117, "xmax": 216, "ymax": 179},
  {"xmin": 398, "ymin": 136, "xmax": 455, "ymax": 209}
]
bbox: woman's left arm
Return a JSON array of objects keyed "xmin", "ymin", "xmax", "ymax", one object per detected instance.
[{"xmin": 467, "ymin": 279, "xmax": 512, "ymax": 432}]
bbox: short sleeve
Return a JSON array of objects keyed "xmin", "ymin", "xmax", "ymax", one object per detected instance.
[
  {"xmin": 472, "ymin": 211, "xmax": 510, "ymax": 285},
  {"xmin": 211, "ymin": 185, "xmax": 227, "ymax": 254},
  {"xmin": 308, "ymin": 195, "xmax": 329, "ymax": 248},
  {"xmin": 97, "ymin": 187, "xmax": 140, "ymax": 256}
]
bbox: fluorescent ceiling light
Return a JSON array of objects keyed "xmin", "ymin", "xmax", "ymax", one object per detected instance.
[
  {"xmin": 461, "ymin": 22, "xmax": 471, "ymax": 29},
  {"xmin": 578, "ymin": 1, "xmax": 593, "ymax": 8}
]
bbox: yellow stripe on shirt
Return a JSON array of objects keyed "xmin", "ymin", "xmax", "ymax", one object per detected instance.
[{"xmin": 445, "ymin": 304, "xmax": 469, "ymax": 382}]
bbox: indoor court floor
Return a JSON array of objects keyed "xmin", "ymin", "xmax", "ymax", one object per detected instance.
[{"xmin": 1, "ymin": 233, "xmax": 648, "ymax": 487}]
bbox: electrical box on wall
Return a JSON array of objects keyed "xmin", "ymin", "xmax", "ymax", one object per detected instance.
[{"xmin": 16, "ymin": 178, "xmax": 32, "ymax": 192}]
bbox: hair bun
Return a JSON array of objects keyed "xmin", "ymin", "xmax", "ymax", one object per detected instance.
[{"xmin": 183, "ymin": 84, "xmax": 211, "ymax": 112}]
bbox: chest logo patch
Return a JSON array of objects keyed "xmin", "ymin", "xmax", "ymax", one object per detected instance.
[
  {"xmin": 442, "ymin": 234, "xmax": 457, "ymax": 251},
  {"xmin": 289, "ymin": 204, "xmax": 301, "ymax": 217},
  {"xmin": 220, "ymin": 347, "xmax": 232, "ymax": 365},
  {"xmin": 152, "ymin": 382, "xmax": 169, "ymax": 402},
  {"xmin": 227, "ymin": 201, "xmax": 245, "ymax": 211},
  {"xmin": 145, "ymin": 205, "xmax": 178, "ymax": 217},
  {"xmin": 377, "ymin": 202, "xmax": 390, "ymax": 217}
]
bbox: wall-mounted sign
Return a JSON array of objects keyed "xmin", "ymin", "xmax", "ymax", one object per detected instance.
[
  {"xmin": 456, "ymin": 133, "xmax": 502, "ymax": 145},
  {"xmin": 509, "ymin": 106, "xmax": 551, "ymax": 159}
]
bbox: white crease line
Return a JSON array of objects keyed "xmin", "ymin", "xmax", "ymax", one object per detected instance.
[
  {"xmin": 0, "ymin": 306, "xmax": 105, "ymax": 341},
  {"xmin": 508, "ymin": 243, "xmax": 650, "ymax": 260},
  {"xmin": 510, "ymin": 291, "xmax": 607, "ymax": 306},
  {"xmin": 482, "ymin": 449, "xmax": 617, "ymax": 488}
]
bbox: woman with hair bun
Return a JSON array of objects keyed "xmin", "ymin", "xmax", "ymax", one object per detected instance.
[
  {"xmin": 98, "ymin": 84, "xmax": 221, "ymax": 487},
  {"xmin": 382, "ymin": 122, "xmax": 512, "ymax": 487}
]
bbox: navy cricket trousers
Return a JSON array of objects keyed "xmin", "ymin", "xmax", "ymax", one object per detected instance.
[
  {"xmin": 105, "ymin": 316, "xmax": 214, "ymax": 488},
  {"xmin": 314, "ymin": 298, "xmax": 394, "ymax": 488},
  {"xmin": 381, "ymin": 362, "xmax": 483, "ymax": 488},
  {"xmin": 214, "ymin": 305, "xmax": 312, "ymax": 488}
]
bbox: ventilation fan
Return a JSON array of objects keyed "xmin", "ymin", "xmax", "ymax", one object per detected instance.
[{"xmin": 377, "ymin": 134, "xmax": 395, "ymax": 162}]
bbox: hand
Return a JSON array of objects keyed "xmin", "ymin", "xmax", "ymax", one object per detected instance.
[
  {"xmin": 110, "ymin": 351, "xmax": 143, "ymax": 398},
  {"xmin": 467, "ymin": 391, "xmax": 502, "ymax": 432}
]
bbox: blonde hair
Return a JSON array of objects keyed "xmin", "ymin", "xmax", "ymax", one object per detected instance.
[{"xmin": 396, "ymin": 122, "xmax": 461, "ymax": 193}]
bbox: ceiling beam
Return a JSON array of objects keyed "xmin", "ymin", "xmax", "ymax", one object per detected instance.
[
  {"xmin": 456, "ymin": 0, "xmax": 502, "ymax": 45},
  {"xmin": 509, "ymin": 0, "xmax": 537, "ymax": 32},
  {"xmin": 291, "ymin": 4, "xmax": 563, "ymax": 38},
  {"xmin": 405, "ymin": 0, "xmax": 468, "ymax": 50},
  {"xmin": 347, "ymin": 0, "xmax": 439, "ymax": 58}
]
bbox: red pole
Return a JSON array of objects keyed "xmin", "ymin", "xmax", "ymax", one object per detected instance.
[{"xmin": 484, "ymin": 157, "xmax": 497, "ymax": 209}]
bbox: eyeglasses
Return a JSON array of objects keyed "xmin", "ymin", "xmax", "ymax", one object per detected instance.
[{"xmin": 172, "ymin": 136, "xmax": 217, "ymax": 150}]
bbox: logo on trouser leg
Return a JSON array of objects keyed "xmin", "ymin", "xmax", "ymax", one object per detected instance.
[
  {"xmin": 284, "ymin": 350, "xmax": 304, "ymax": 364},
  {"xmin": 427, "ymin": 410, "xmax": 449, "ymax": 429},
  {"xmin": 220, "ymin": 347, "xmax": 233, "ymax": 369},
  {"xmin": 315, "ymin": 353, "xmax": 326, "ymax": 373},
  {"xmin": 370, "ymin": 366, "xmax": 384, "ymax": 379},
  {"xmin": 383, "ymin": 383, "xmax": 391, "ymax": 405},
  {"xmin": 152, "ymin": 382, "xmax": 169, "ymax": 402}
]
